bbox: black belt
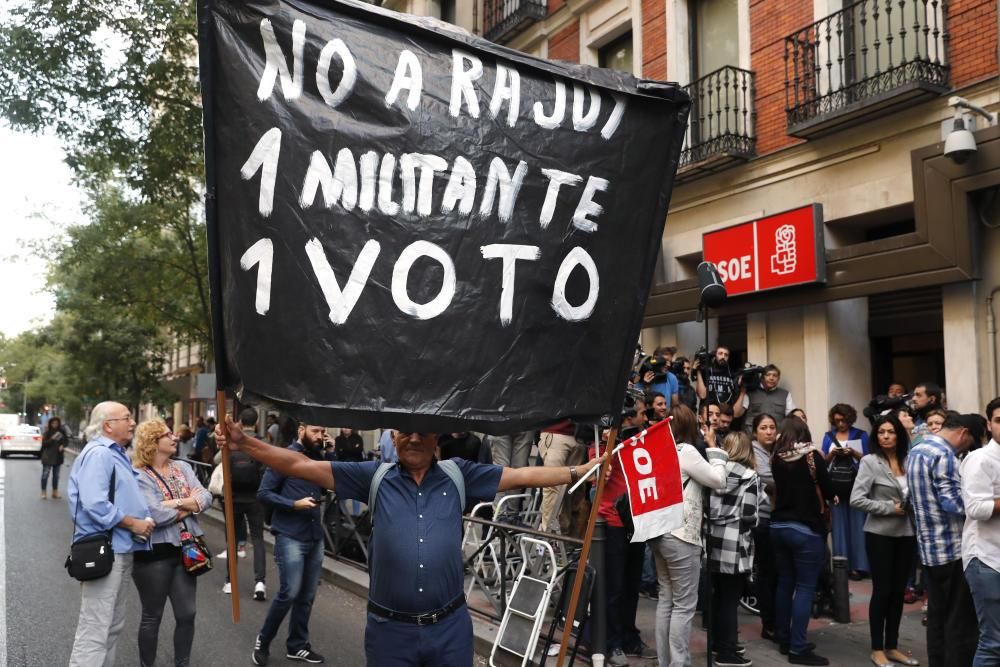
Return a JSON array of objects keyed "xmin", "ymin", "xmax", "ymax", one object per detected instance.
[{"xmin": 367, "ymin": 595, "xmax": 465, "ymax": 625}]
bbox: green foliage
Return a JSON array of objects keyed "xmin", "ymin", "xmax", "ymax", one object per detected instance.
[{"xmin": 0, "ymin": 0, "xmax": 211, "ymax": 414}]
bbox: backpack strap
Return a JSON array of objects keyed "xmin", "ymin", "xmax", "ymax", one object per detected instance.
[
  {"xmin": 367, "ymin": 460, "xmax": 467, "ymax": 523},
  {"xmin": 437, "ymin": 459, "xmax": 466, "ymax": 511},
  {"xmin": 367, "ymin": 462, "xmax": 395, "ymax": 522}
]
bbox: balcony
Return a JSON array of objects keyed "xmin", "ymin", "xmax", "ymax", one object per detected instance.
[
  {"xmin": 785, "ymin": 0, "xmax": 950, "ymax": 138},
  {"xmin": 678, "ymin": 66, "xmax": 757, "ymax": 182},
  {"xmin": 483, "ymin": 0, "xmax": 547, "ymax": 43}
]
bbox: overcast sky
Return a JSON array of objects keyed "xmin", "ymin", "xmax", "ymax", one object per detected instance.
[{"xmin": 0, "ymin": 125, "xmax": 84, "ymax": 338}]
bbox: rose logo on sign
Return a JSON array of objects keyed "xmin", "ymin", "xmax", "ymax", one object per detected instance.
[
  {"xmin": 770, "ymin": 224, "xmax": 797, "ymax": 275},
  {"xmin": 702, "ymin": 205, "xmax": 825, "ymax": 297}
]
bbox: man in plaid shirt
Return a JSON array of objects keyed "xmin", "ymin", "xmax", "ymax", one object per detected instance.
[{"xmin": 906, "ymin": 413, "xmax": 984, "ymax": 667}]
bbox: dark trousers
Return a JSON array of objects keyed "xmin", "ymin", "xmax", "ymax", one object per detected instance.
[
  {"xmin": 41, "ymin": 463, "xmax": 60, "ymax": 492},
  {"xmin": 365, "ymin": 606, "xmax": 473, "ymax": 666},
  {"xmin": 926, "ymin": 558, "xmax": 979, "ymax": 667},
  {"xmin": 604, "ymin": 526, "xmax": 644, "ymax": 651},
  {"xmin": 132, "ymin": 556, "xmax": 198, "ymax": 667},
  {"xmin": 711, "ymin": 571, "xmax": 746, "ymax": 656},
  {"xmin": 865, "ymin": 532, "xmax": 915, "ymax": 650},
  {"xmin": 772, "ymin": 523, "xmax": 825, "ymax": 654},
  {"xmin": 259, "ymin": 536, "xmax": 324, "ymax": 652},
  {"xmin": 226, "ymin": 500, "xmax": 266, "ymax": 583},
  {"xmin": 752, "ymin": 524, "xmax": 777, "ymax": 632}
]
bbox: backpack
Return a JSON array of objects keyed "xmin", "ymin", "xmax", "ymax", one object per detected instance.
[
  {"xmin": 827, "ymin": 452, "xmax": 857, "ymax": 498},
  {"xmin": 367, "ymin": 460, "xmax": 465, "ymax": 525},
  {"xmin": 229, "ymin": 450, "xmax": 263, "ymax": 492}
]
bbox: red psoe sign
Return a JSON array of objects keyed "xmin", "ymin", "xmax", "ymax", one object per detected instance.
[{"xmin": 702, "ymin": 204, "xmax": 825, "ymax": 297}]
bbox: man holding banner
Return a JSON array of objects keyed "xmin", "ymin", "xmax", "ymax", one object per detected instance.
[
  {"xmin": 216, "ymin": 420, "xmax": 604, "ymax": 665},
  {"xmin": 198, "ymin": 0, "xmax": 690, "ymax": 661}
]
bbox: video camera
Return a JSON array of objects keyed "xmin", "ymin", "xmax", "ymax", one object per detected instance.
[
  {"xmin": 638, "ymin": 354, "xmax": 670, "ymax": 384},
  {"xmin": 863, "ymin": 393, "xmax": 912, "ymax": 422},
  {"xmin": 735, "ymin": 363, "xmax": 766, "ymax": 389}
]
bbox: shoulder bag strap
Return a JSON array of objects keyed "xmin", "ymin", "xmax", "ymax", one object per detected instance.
[
  {"xmin": 148, "ymin": 464, "xmax": 190, "ymax": 533},
  {"xmin": 70, "ymin": 448, "xmax": 117, "ymax": 539},
  {"xmin": 805, "ymin": 451, "xmax": 826, "ymax": 514}
]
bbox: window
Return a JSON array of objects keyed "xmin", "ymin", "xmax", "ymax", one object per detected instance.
[
  {"xmin": 692, "ymin": 0, "xmax": 739, "ymax": 80},
  {"xmin": 599, "ymin": 32, "xmax": 633, "ymax": 74},
  {"xmin": 440, "ymin": 0, "xmax": 456, "ymax": 25}
]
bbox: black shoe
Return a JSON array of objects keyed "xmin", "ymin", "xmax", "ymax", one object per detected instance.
[
  {"xmin": 287, "ymin": 647, "xmax": 325, "ymax": 663},
  {"xmin": 780, "ymin": 642, "xmax": 815, "ymax": 655},
  {"xmin": 624, "ymin": 639, "xmax": 657, "ymax": 658},
  {"xmin": 252, "ymin": 636, "xmax": 269, "ymax": 666},
  {"xmin": 714, "ymin": 655, "xmax": 752, "ymax": 667},
  {"xmin": 638, "ymin": 587, "xmax": 659, "ymax": 600},
  {"xmin": 761, "ymin": 628, "xmax": 778, "ymax": 642},
  {"xmin": 787, "ymin": 650, "xmax": 829, "ymax": 666}
]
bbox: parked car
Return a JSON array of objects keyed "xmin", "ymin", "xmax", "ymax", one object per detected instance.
[{"xmin": 0, "ymin": 424, "xmax": 42, "ymax": 458}]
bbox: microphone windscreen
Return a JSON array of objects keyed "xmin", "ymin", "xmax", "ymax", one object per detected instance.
[{"xmin": 697, "ymin": 261, "xmax": 728, "ymax": 307}]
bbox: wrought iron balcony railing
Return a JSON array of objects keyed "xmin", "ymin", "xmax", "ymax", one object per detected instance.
[
  {"xmin": 679, "ymin": 65, "xmax": 756, "ymax": 176},
  {"xmin": 483, "ymin": 0, "xmax": 547, "ymax": 43},
  {"xmin": 784, "ymin": 0, "xmax": 949, "ymax": 136}
]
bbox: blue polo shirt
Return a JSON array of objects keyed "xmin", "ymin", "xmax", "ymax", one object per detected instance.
[
  {"xmin": 333, "ymin": 459, "xmax": 502, "ymax": 613},
  {"xmin": 67, "ymin": 437, "xmax": 152, "ymax": 555}
]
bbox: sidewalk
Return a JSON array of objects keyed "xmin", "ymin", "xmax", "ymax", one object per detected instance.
[{"xmin": 202, "ymin": 504, "xmax": 930, "ymax": 666}]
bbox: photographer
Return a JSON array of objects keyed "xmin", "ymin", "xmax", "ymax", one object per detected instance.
[
  {"xmin": 910, "ymin": 381, "xmax": 943, "ymax": 437},
  {"xmin": 695, "ymin": 346, "xmax": 739, "ymax": 407},
  {"xmin": 735, "ymin": 364, "xmax": 796, "ymax": 435},
  {"xmin": 636, "ymin": 346, "xmax": 680, "ymax": 407}
]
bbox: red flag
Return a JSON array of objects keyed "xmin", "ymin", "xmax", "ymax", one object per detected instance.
[{"xmin": 617, "ymin": 418, "xmax": 684, "ymax": 542}]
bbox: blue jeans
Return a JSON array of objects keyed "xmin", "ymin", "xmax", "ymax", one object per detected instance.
[
  {"xmin": 258, "ymin": 535, "xmax": 324, "ymax": 653},
  {"xmin": 771, "ymin": 523, "xmax": 825, "ymax": 654},
  {"xmin": 41, "ymin": 463, "xmax": 60, "ymax": 492},
  {"xmin": 966, "ymin": 558, "xmax": 1000, "ymax": 667},
  {"xmin": 642, "ymin": 543, "xmax": 657, "ymax": 590}
]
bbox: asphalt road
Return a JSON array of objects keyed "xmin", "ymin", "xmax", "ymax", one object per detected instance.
[{"xmin": 1, "ymin": 452, "xmax": 369, "ymax": 667}]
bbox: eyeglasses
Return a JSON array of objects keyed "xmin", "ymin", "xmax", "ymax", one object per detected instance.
[
  {"xmin": 398, "ymin": 431, "xmax": 430, "ymax": 438},
  {"xmin": 105, "ymin": 416, "xmax": 133, "ymax": 423},
  {"xmin": 153, "ymin": 431, "xmax": 174, "ymax": 441}
]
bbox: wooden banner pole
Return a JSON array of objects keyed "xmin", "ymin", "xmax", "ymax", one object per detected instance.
[
  {"xmin": 217, "ymin": 390, "xmax": 240, "ymax": 623},
  {"xmin": 555, "ymin": 425, "xmax": 619, "ymax": 667}
]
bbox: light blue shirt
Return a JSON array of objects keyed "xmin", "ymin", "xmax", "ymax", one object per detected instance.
[
  {"xmin": 379, "ymin": 430, "xmax": 398, "ymax": 464},
  {"xmin": 67, "ymin": 437, "xmax": 152, "ymax": 554}
]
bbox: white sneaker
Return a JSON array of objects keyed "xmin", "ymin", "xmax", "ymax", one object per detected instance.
[
  {"xmin": 238, "ymin": 545, "xmax": 248, "ymax": 559},
  {"xmin": 222, "ymin": 582, "xmax": 232, "ymax": 594},
  {"xmin": 216, "ymin": 550, "xmax": 228, "ymax": 560},
  {"xmin": 254, "ymin": 581, "xmax": 266, "ymax": 601}
]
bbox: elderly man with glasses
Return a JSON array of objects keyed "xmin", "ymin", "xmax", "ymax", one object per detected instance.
[{"xmin": 66, "ymin": 401, "xmax": 154, "ymax": 667}]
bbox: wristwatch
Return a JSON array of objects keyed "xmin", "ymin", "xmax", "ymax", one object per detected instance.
[
  {"xmin": 175, "ymin": 499, "xmax": 183, "ymax": 509},
  {"xmin": 569, "ymin": 466, "xmax": 579, "ymax": 484}
]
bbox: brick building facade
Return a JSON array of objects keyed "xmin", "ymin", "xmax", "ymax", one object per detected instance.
[{"xmin": 383, "ymin": 0, "xmax": 1000, "ymax": 423}]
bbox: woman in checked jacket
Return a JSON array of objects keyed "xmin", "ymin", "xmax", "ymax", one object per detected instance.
[{"xmin": 708, "ymin": 431, "xmax": 761, "ymax": 667}]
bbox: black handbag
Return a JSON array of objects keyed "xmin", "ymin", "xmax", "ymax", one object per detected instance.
[{"xmin": 65, "ymin": 467, "xmax": 117, "ymax": 581}]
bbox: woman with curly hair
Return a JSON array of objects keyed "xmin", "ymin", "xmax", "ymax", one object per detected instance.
[
  {"xmin": 130, "ymin": 419, "xmax": 213, "ymax": 667},
  {"xmin": 821, "ymin": 403, "xmax": 869, "ymax": 579}
]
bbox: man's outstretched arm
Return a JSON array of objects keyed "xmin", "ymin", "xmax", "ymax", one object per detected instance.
[
  {"xmin": 216, "ymin": 416, "xmax": 335, "ymax": 490},
  {"xmin": 497, "ymin": 455, "xmax": 604, "ymax": 492}
]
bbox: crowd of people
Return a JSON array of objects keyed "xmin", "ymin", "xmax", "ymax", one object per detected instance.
[{"xmin": 53, "ymin": 342, "xmax": 1000, "ymax": 667}]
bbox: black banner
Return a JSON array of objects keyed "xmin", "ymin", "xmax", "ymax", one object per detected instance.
[{"xmin": 199, "ymin": 0, "xmax": 689, "ymax": 434}]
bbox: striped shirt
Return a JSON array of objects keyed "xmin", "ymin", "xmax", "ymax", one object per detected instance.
[{"xmin": 906, "ymin": 433, "xmax": 965, "ymax": 566}]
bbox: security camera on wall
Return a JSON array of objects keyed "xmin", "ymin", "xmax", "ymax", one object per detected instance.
[
  {"xmin": 944, "ymin": 116, "xmax": 977, "ymax": 164},
  {"xmin": 942, "ymin": 96, "xmax": 998, "ymax": 164}
]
